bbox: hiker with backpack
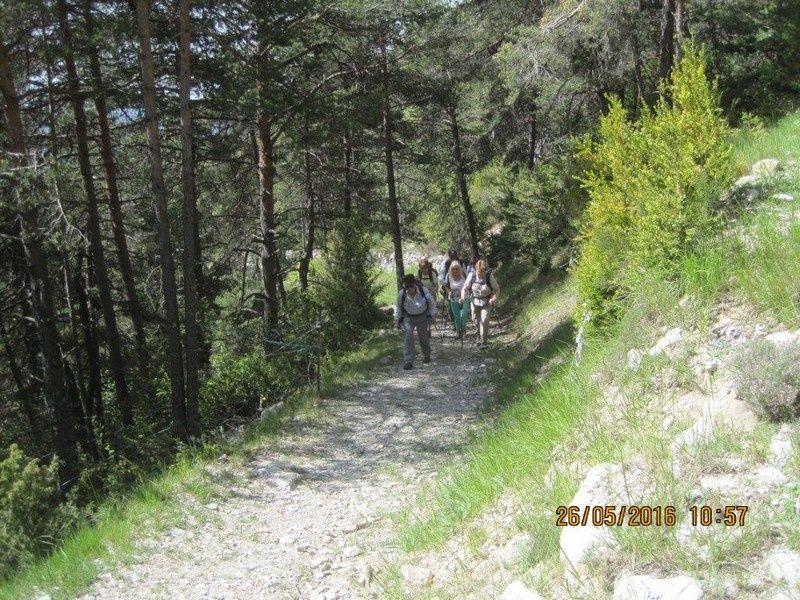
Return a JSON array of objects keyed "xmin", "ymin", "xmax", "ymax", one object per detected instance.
[
  {"xmin": 438, "ymin": 249, "xmax": 464, "ymax": 328},
  {"xmin": 417, "ymin": 256, "xmax": 439, "ymax": 301},
  {"xmin": 442, "ymin": 260, "xmax": 469, "ymax": 339},
  {"xmin": 394, "ymin": 274, "xmax": 437, "ymax": 370},
  {"xmin": 462, "ymin": 259, "xmax": 500, "ymax": 349}
]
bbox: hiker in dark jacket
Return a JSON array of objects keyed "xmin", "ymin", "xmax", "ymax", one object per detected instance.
[{"xmin": 394, "ymin": 274, "xmax": 437, "ymax": 370}]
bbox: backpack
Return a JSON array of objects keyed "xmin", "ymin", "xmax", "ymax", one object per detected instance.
[
  {"xmin": 400, "ymin": 282, "xmax": 429, "ymax": 319},
  {"xmin": 471, "ymin": 269, "xmax": 495, "ymax": 299}
]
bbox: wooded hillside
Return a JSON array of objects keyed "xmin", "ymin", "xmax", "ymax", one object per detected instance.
[{"xmin": 1, "ymin": 0, "xmax": 798, "ymax": 580}]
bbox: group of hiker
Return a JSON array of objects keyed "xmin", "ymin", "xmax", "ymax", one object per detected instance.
[{"xmin": 393, "ymin": 249, "xmax": 500, "ymax": 370}]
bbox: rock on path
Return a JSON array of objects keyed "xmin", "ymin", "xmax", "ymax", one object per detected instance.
[{"xmin": 78, "ymin": 334, "xmax": 491, "ymax": 600}]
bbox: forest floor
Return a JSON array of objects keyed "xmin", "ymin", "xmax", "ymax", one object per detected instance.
[{"xmin": 73, "ymin": 304, "xmax": 567, "ymax": 600}]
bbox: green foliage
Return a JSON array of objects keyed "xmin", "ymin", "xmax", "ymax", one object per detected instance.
[
  {"xmin": 472, "ymin": 155, "xmax": 586, "ymax": 266},
  {"xmin": 0, "ymin": 445, "xmax": 78, "ymax": 579},
  {"xmin": 734, "ymin": 340, "xmax": 800, "ymax": 422},
  {"xmin": 574, "ymin": 46, "xmax": 734, "ymax": 325},
  {"xmin": 201, "ymin": 350, "xmax": 280, "ymax": 425},
  {"xmin": 314, "ymin": 218, "xmax": 382, "ymax": 351}
]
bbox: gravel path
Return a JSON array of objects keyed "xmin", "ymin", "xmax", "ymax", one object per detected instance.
[{"xmin": 78, "ymin": 328, "xmax": 494, "ymax": 600}]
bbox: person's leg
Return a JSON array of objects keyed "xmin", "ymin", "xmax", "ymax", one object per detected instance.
[
  {"xmin": 415, "ymin": 315, "xmax": 431, "ymax": 362},
  {"xmin": 479, "ymin": 305, "xmax": 492, "ymax": 345},
  {"xmin": 403, "ymin": 319, "xmax": 415, "ymax": 366},
  {"xmin": 460, "ymin": 298, "xmax": 471, "ymax": 335},
  {"xmin": 449, "ymin": 300, "xmax": 463, "ymax": 336}
]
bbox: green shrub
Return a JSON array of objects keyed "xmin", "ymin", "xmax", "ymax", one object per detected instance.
[
  {"xmin": 734, "ymin": 340, "xmax": 800, "ymax": 422},
  {"xmin": 314, "ymin": 218, "xmax": 382, "ymax": 351},
  {"xmin": 201, "ymin": 350, "xmax": 296, "ymax": 425},
  {"xmin": 0, "ymin": 445, "xmax": 78, "ymax": 579},
  {"xmin": 574, "ymin": 45, "xmax": 734, "ymax": 325}
]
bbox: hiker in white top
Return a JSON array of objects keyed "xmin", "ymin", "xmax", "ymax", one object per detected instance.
[
  {"xmin": 462, "ymin": 259, "xmax": 500, "ymax": 349},
  {"xmin": 394, "ymin": 274, "xmax": 437, "ymax": 369},
  {"xmin": 442, "ymin": 261, "xmax": 469, "ymax": 339}
]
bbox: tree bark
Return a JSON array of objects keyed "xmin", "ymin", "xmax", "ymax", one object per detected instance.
[
  {"xmin": 298, "ymin": 123, "xmax": 316, "ymax": 292},
  {"xmin": 674, "ymin": 0, "xmax": 685, "ymax": 63},
  {"xmin": 0, "ymin": 40, "xmax": 79, "ymax": 488},
  {"xmin": 658, "ymin": 0, "xmax": 676, "ymax": 81},
  {"xmin": 74, "ymin": 251, "xmax": 103, "ymax": 422},
  {"xmin": 447, "ymin": 105, "xmax": 480, "ymax": 258},
  {"xmin": 178, "ymin": 0, "xmax": 200, "ymax": 437},
  {"xmin": 526, "ymin": 108, "xmax": 537, "ymax": 169},
  {"xmin": 379, "ymin": 36, "xmax": 404, "ymax": 291},
  {"xmin": 82, "ymin": 0, "xmax": 148, "ymax": 369},
  {"xmin": 343, "ymin": 130, "xmax": 353, "ymax": 217},
  {"xmin": 56, "ymin": 0, "xmax": 131, "ymax": 426},
  {"xmin": 133, "ymin": 0, "xmax": 187, "ymax": 440},
  {"xmin": 255, "ymin": 21, "xmax": 281, "ymax": 334}
]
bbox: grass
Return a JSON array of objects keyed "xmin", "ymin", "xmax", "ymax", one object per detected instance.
[{"xmin": 0, "ymin": 333, "xmax": 396, "ymax": 600}]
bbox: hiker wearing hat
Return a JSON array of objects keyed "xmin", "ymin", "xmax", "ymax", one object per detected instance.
[
  {"xmin": 394, "ymin": 274, "xmax": 437, "ymax": 369},
  {"xmin": 417, "ymin": 256, "xmax": 439, "ymax": 302}
]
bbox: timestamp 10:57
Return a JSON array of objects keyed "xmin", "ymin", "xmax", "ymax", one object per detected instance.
[{"xmin": 690, "ymin": 505, "xmax": 748, "ymax": 526}]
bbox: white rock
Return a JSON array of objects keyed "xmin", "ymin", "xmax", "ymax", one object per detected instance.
[
  {"xmin": 613, "ymin": 574, "xmax": 703, "ymax": 600},
  {"xmin": 765, "ymin": 331, "xmax": 798, "ymax": 347},
  {"xmin": 399, "ymin": 564, "xmax": 432, "ymax": 590},
  {"xmin": 749, "ymin": 465, "xmax": 789, "ymax": 491},
  {"xmin": 769, "ymin": 424, "xmax": 794, "ymax": 468},
  {"xmin": 627, "ymin": 348, "xmax": 644, "ymax": 369},
  {"xmin": 753, "ymin": 324, "xmax": 767, "ymax": 338},
  {"xmin": 671, "ymin": 418, "xmax": 714, "ymax": 452},
  {"xmin": 773, "ymin": 193, "xmax": 795, "ymax": 202},
  {"xmin": 734, "ymin": 174, "xmax": 760, "ymax": 188},
  {"xmin": 498, "ymin": 533, "xmax": 532, "ymax": 567},
  {"xmin": 560, "ymin": 463, "xmax": 647, "ymax": 579},
  {"xmin": 271, "ymin": 471, "xmax": 302, "ymax": 490},
  {"xmin": 205, "ymin": 502, "xmax": 220, "ymax": 511},
  {"xmin": 648, "ymin": 328, "xmax": 684, "ymax": 356},
  {"xmin": 767, "ymin": 548, "xmax": 800, "ymax": 586},
  {"xmin": 751, "ymin": 158, "xmax": 781, "ymax": 177},
  {"xmin": 702, "ymin": 359, "xmax": 719, "ymax": 374},
  {"xmin": 500, "ymin": 581, "xmax": 544, "ymax": 600}
]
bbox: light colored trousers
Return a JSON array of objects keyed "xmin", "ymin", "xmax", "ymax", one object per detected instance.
[
  {"xmin": 403, "ymin": 313, "xmax": 431, "ymax": 364},
  {"xmin": 474, "ymin": 302, "xmax": 492, "ymax": 343}
]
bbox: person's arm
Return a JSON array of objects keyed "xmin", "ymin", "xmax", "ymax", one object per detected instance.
[
  {"xmin": 489, "ymin": 276, "xmax": 500, "ymax": 305},
  {"xmin": 461, "ymin": 273, "xmax": 473, "ymax": 301},
  {"xmin": 424, "ymin": 288, "xmax": 436, "ymax": 318}
]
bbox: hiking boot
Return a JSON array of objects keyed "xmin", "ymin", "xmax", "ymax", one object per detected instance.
[
  {"xmin": 403, "ymin": 362, "xmax": 413, "ymax": 370},
  {"xmin": 423, "ymin": 356, "xmax": 431, "ymax": 364}
]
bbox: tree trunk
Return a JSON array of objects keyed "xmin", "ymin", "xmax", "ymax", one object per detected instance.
[
  {"xmin": 658, "ymin": 0, "xmax": 676, "ymax": 81},
  {"xmin": 0, "ymin": 312, "xmax": 42, "ymax": 446},
  {"xmin": 255, "ymin": 22, "xmax": 281, "ymax": 334},
  {"xmin": 298, "ymin": 125, "xmax": 316, "ymax": 292},
  {"xmin": 56, "ymin": 0, "xmax": 131, "ymax": 426},
  {"xmin": 0, "ymin": 41, "xmax": 79, "ymax": 488},
  {"xmin": 74, "ymin": 251, "xmax": 104, "ymax": 422},
  {"xmin": 133, "ymin": 0, "xmax": 187, "ymax": 440},
  {"xmin": 82, "ymin": 0, "xmax": 148, "ymax": 369},
  {"xmin": 380, "ymin": 37, "xmax": 404, "ymax": 291},
  {"xmin": 674, "ymin": 0, "xmax": 685, "ymax": 63},
  {"xmin": 526, "ymin": 107, "xmax": 537, "ymax": 169},
  {"xmin": 343, "ymin": 130, "xmax": 353, "ymax": 217},
  {"xmin": 178, "ymin": 0, "xmax": 200, "ymax": 437},
  {"xmin": 447, "ymin": 105, "xmax": 480, "ymax": 258}
]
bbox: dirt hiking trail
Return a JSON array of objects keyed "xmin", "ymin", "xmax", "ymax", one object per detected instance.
[{"xmin": 77, "ymin": 324, "xmax": 504, "ymax": 600}]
